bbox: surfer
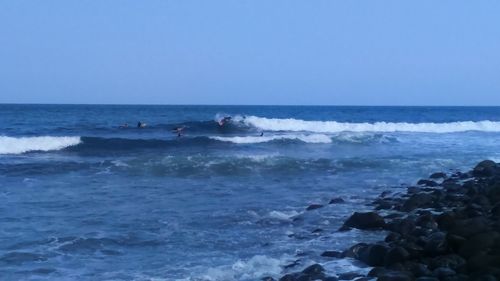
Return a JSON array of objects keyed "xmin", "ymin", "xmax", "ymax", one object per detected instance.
[
  {"xmin": 119, "ymin": 123, "xmax": 129, "ymax": 128},
  {"xmin": 172, "ymin": 126, "xmax": 185, "ymax": 137},
  {"xmin": 260, "ymin": 131, "xmax": 264, "ymax": 137},
  {"xmin": 137, "ymin": 122, "xmax": 146, "ymax": 128},
  {"xmin": 218, "ymin": 116, "xmax": 232, "ymax": 126}
]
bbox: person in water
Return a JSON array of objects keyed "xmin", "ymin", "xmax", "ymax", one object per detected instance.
[
  {"xmin": 137, "ymin": 122, "xmax": 146, "ymax": 128},
  {"xmin": 260, "ymin": 131, "xmax": 264, "ymax": 137},
  {"xmin": 119, "ymin": 123, "xmax": 129, "ymax": 128},
  {"xmin": 218, "ymin": 116, "xmax": 232, "ymax": 126},
  {"xmin": 172, "ymin": 126, "xmax": 185, "ymax": 137}
]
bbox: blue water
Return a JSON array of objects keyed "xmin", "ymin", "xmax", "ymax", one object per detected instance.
[{"xmin": 1, "ymin": 105, "xmax": 500, "ymax": 281}]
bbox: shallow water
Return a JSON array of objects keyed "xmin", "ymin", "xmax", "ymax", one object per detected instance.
[{"xmin": 1, "ymin": 105, "xmax": 500, "ymax": 280}]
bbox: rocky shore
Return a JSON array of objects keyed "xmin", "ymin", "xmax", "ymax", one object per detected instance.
[{"xmin": 273, "ymin": 160, "xmax": 500, "ymax": 281}]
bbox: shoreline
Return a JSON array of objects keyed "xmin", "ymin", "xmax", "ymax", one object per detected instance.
[{"xmin": 274, "ymin": 160, "xmax": 500, "ymax": 281}]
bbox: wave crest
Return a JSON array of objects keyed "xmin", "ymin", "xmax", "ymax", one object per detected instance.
[
  {"xmin": 0, "ymin": 136, "xmax": 81, "ymax": 154},
  {"xmin": 242, "ymin": 116, "xmax": 500, "ymax": 133}
]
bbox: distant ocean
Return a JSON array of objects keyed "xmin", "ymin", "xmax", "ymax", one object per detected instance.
[{"xmin": 1, "ymin": 105, "xmax": 500, "ymax": 280}]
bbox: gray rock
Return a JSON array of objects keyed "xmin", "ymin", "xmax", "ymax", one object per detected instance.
[{"xmin": 343, "ymin": 212, "xmax": 385, "ymax": 230}]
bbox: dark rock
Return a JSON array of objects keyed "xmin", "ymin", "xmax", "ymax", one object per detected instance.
[
  {"xmin": 377, "ymin": 270, "xmax": 414, "ymax": 281},
  {"xmin": 368, "ymin": 267, "xmax": 388, "ymax": 277},
  {"xmin": 417, "ymin": 179, "xmax": 439, "ymax": 187},
  {"xmin": 449, "ymin": 217, "xmax": 490, "ymax": 238},
  {"xmin": 323, "ymin": 277, "xmax": 339, "ymax": 281},
  {"xmin": 422, "ymin": 231, "xmax": 448, "ymax": 256},
  {"xmin": 302, "ymin": 263, "xmax": 324, "ymax": 276},
  {"xmin": 279, "ymin": 274, "xmax": 297, "ymax": 281},
  {"xmin": 430, "ymin": 172, "xmax": 447, "ymax": 179},
  {"xmin": 385, "ymin": 218, "xmax": 416, "ymax": 236},
  {"xmin": 384, "ymin": 247, "xmax": 410, "ymax": 266},
  {"xmin": 354, "ymin": 278, "xmax": 371, "ymax": 281},
  {"xmin": 329, "ymin": 197, "xmax": 345, "ymax": 204},
  {"xmin": 402, "ymin": 193, "xmax": 435, "ymax": 211},
  {"xmin": 429, "ymin": 254, "xmax": 466, "ymax": 271},
  {"xmin": 312, "ymin": 228, "xmax": 323, "ymax": 234},
  {"xmin": 338, "ymin": 272, "xmax": 363, "ymax": 280},
  {"xmin": 321, "ymin": 250, "xmax": 343, "ymax": 258},
  {"xmin": 343, "ymin": 212, "xmax": 385, "ymax": 230},
  {"xmin": 470, "ymin": 274, "xmax": 497, "ymax": 281},
  {"xmin": 405, "ymin": 262, "xmax": 432, "ymax": 277},
  {"xmin": 342, "ymin": 243, "xmax": 368, "ymax": 258},
  {"xmin": 446, "ymin": 234, "xmax": 467, "ymax": 252},
  {"xmin": 458, "ymin": 231, "xmax": 500, "ymax": 258},
  {"xmin": 436, "ymin": 212, "xmax": 457, "ymax": 231},
  {"xmin": 432, "ymin": 267, "xmax": 456, "ymax": 279},
  {"xmin": 306, "ymin": 204, "xmax": 323, "ymax": 211},
  {"xmin": 473, "ymin": 160, "xmax": 498, "ymax": 177},
  {"xmin": 385, "ymin": 232, "xmax": 402, "ymax": 242},
  {"xmin": 357, "ymin": 244, "xmax": 389, "ymax": 267},
  {"xmin": 415, "ymin": 278, "xmax": 439, "ymax": 281},
  {"xmin": 262, "ymin": 277, "xmax": 276, "ymax": 281}
]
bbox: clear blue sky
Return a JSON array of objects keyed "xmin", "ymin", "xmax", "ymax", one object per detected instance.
[{"xmin": 1, "ymin": 1, "xmax": 499, "ymax": 105}]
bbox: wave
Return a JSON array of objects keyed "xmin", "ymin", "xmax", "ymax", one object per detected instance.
[
  {"xmin": 0, "ymin": 136, "xmax": 81, "ymax": 154},
  {"xmin": 241, "ymin": 116, "xmax": 500, "ymax": 133},
  {"xmin": 209, "ymin": 134, "xmax": 332, "ymax": 144}
]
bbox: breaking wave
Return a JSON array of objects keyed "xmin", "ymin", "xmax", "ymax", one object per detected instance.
[
  {"xmin": 210, "ymin": 134, "xmax": 332, "ymax": 144},
  {"xmin": 0, "ymin": 136, "xmax": 81, "ymax": 155},
  {"xmin": 240, "ymin": 116, "xmax": 500, "ymax": 133}
]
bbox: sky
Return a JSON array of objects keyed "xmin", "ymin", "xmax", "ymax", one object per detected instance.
[{"xmin": 1, "ymin": 1, "xmax": 499, "ymax": 105}]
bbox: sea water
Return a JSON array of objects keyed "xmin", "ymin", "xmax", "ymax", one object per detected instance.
[{"xmin": 1, "ymin": 105, "xmax": 500, "ymax": 280}]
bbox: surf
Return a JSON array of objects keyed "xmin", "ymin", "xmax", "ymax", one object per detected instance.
[
  {"xmin": 0, "ymin": 136, "xmax": 81, "ymax": 154},
  {"xmin": 241, "ymin": 116, "xmax": 500, "ymax": 133}
]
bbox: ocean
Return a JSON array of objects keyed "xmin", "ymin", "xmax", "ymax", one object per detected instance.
[{"xmin": 1, "ymin": 105, "xmax": 500, "ymax": 280}]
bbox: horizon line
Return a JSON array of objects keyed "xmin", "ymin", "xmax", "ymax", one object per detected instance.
[{"xmin": 1, "ymin": 103, "xmax": 500, "ymax": 107}]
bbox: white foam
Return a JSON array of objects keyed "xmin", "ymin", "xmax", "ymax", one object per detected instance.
[
  {"xmin": 242, "ymin": 116, "xmax": 500, "ymax": 133},
  {"xmin": 210, "ymin": 134, "xmax": 332, "ymax": 144},
  {"xmin": 181, "ymin": 255, "xmax": 283, "ymax": 281},
  {"xmin": 0, "ymin": 136, "xmax": 81, "ymax": 154},
  {"xmin": 267, "ymin": 210, "xmax": 301, "ymax": 221}
]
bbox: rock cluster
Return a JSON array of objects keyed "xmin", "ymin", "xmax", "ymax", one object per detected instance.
[{"xmin": 275, "ymin": 160, "xmax": 500, "ymax": 281}]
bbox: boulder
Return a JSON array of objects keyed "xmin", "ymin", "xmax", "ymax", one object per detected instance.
[
  {"xmin": 377, "ymin": 271, "xmax": 414, "ymax": 281},
  {"xmin": 385, "ymin": 247, "xmax": 410, "ymax": 266},
  {"xmin": 329, "ymin": 197, "xmax": 345, "ymax": 204},
  {"xmin": 306, "ymin": 204, "xmax": 323, "ymax": 211},
  {"xmin": 473, "ymin": 160, "xmax": 498, "ymax": 177},
  {"xmin": 338, "ymin": 272, "xmax": 364, "ymax": 280},
  {"xmin": 458, "ymin": 231, "xmax": 500, "ymax": 258},
  {"xmin": 417, "ymin": 179, "xmax": 439, "ymax": 187},
  {"xmin": 402, "ymin": 193, "xmax": 435, "ymax": 212},
  {"xmin": 430, "ymin": 172, "xmax": 447, "ymax": 179},
  {"xmin": 343, "ymin": 212, "xmax": 385, "ymax": 230},
  {"xmin": 432, "ymin": 267, "xmax": 456, "ymax": 279},
  {"xmin": 449, "ymin": 217, "xmax": 490, "ymax": 238},
  {"xmin": 321, "ymin": 250, "xmax": 343, "ymax": 258},
  {"xmin": 357, "ymin": 244, "xmax": 389, "ymax": 267}
]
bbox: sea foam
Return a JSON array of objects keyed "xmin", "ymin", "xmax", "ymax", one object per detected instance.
[
  {"xmin": 241, "ymin": 116, "xmax": 500, "ymax": 133},
  {"xmin": 0, "ymin": 136, "xmax": 81, "ymax": 154},
  {"xmin": 210, "ymin": 134, "xmax": 332, "ymax": 144}
]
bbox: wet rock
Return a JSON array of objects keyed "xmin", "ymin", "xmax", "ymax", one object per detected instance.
[
  {"xmin": 415, "ymin": 278, "xmax": 439, "ymax": 281},
  {"xmin": 343, "ymin": 212, "xmax": 385, "ymax": 230},
  {"xmin": 458, "ymin": 231, "xmax": 500, "ymax": 258},
  {"xmin": 302, "ymin": 263, "xmax": 325, "ymax": 276},
  {"xmin": 385, "ymin": 218, "xmax": 416, "ymax": 236},
  {"xmin": 401, "ymin": 193, "xmax": 435, "ymax": 212},
  {"xmin": 429, "ymin": 254, "xmax": 466, "ymax": 271},
  {"xmin": 306, "ymin": 204, "xmax": 323, "ymax": 211},
  {"xmin": 422, "ymin": 231, "xmax": 448, "ymax": 256},
  {"xmin": 338, "ymin": 272, "xmax": 364, "ymax": 280},
  {"xmin": 384, "ymin": 247, "xmax": 410, "ymax": 266},
  {"xmin": 449, "ymin": 217, "xmax": 490, "ymax": 238},
  {"xmin": 473, "ymin": 160, "xmax": 498, "ymax": 177},
  {"xmin": 377, "ymin": 270, "xmax": 414, "ymax": 281},
  {"xmin": 342, "ymin": 243, "xmax": 368, "ymax": 258},
  {"xmin": 321, "ymin": 250, "xmax": 343, "ymax": 258},
  {"xmin": 432, "ymin": 267, "xmax": 456, "ymax": 279},
  {"xmin": 262, "ymin": 277, "xmax": 277, "ymax": 281},
  {"xmin": 404, "ymin": 262, "xmax": 432, "ymax": 277},
  {"xmin": 417, "ymin": 179, "xmax": 438, "ymax": 187},
  {"xmin": 357, "ymin": 244, "xmax": 389, "ymax": 267},
  {"xmin": 385, "ymin": 232, "xmax": 402, "ymax": 243},
  {"xmin": 430, "ymin": 172, "xmax": 447, "ymax": 179},
  {"xmin": 329, "ymin": 197, "xmax": 345, "ymax": 204}
]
